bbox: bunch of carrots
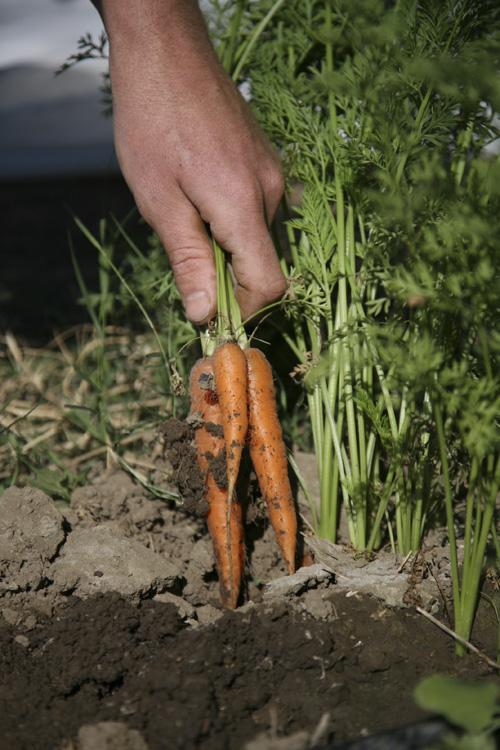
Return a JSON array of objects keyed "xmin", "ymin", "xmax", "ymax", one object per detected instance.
[{"xmin": 188, "ymin": 243, "xmax": 298, "ymax": 608}]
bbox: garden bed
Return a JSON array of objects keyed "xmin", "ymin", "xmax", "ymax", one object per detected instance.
[{"xmin": 0, "ymin": 421, "xmax": 496, "ymax": 750}]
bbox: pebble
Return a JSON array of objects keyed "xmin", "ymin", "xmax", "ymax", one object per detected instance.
[
  {"xmin": 14, "ymin": 634, "xmax": 30, "ymax": 648},
  {"xmin": 1, "ymin": 607, "xmax": 19, "ymax": 626}
]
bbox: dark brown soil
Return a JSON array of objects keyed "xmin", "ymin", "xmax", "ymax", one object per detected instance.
[
  {"xmin": 161, "ymin": 418, "xmax": 207, "ymax": 516},
  {"xmin": 0, "ymin": 589, "xmax": 495, "ymax": 750}
]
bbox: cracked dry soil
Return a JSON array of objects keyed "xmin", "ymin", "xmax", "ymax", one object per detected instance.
[{"xmin": 0, "ymin": 421, "xmax": 497, "ymax": 750}]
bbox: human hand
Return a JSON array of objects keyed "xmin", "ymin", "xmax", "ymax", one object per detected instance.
[{"xmin": 99, "ymin": 0, "xmax": 286, "ymax": 324}]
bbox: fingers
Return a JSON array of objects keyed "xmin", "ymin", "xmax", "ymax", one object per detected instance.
[
  {"xmin": 208, "ymin": 180, "xmax": 287, "ymax": 321},
  {"xmin": 261, "ymin": 157, "xmax": 285, "ymax": 224},
  {"xmin": 139, "ymin": 190, "xmax": 217, "ymax": 324},
  {"xmin": 134, "ymin": 157, "xmax": 285, "ymax": 325}
]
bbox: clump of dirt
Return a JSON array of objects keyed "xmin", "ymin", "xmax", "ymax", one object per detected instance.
[
  {"xmin": 0, "ymin": 486, "xmax": 66, "ymax": 593},
  {"xmin": 67, "ymin": 469, "xmax": 224, "ymax": 607},
  {"xmin": 160, "ymin": 418, "xmax": 207, "ymax": 515},
  {"xmin": 163, "ymin": 415, "xmax": 227, "ymax": 492},
  {"xmin": 206, "ymin": 445, "xmax": 228, "ymax": 489}
]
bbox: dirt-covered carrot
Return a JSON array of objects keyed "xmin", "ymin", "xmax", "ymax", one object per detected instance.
[
  {"xmin": 245, "ymin": 347, "xmax": 297, "ymax": 574},
  {"xmin": 205, "ymin": 472, "xmax": 244, "ymax": 609},
  {"xmin": 189, "ymin": 357, "xmax": 215, "ymax": 418},
  {"xmin": 189, "ymin": 357, "xmax": 244, "ymax": 608},
  {"xmin": 213, "ymin": 342, "xmax": 248, "ymax": 499}
]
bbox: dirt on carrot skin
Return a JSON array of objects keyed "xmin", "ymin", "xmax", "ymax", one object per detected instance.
[
  {"xmin": 206, "ymin": 446, "xmax": 228, "ymax": 490},
  {"xmin": 0, "ymin": 418, "xmax": 498, "ymax": 750},
  {"xmin": 160, "ymin": 417, "xmax": 207, "ymax": 516}
]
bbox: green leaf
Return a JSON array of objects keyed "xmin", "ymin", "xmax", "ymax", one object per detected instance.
[
  {"xmin": 30, "ymin": 467, "xmax": 75, "ymax": 503},
  {"xmin": 414, "ymin": 675, "xmax": 499, "ymax": 734}
]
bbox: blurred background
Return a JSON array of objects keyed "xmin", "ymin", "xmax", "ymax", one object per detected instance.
[
  {"xmin": 0, "ymin": 0, "xmax": 134, "ymax": 340},
  {"xmin": 0, "ymin": 0, "xmax": 116, "ymax": 179}
]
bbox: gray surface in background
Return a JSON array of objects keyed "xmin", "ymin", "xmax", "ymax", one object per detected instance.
[{"xmin": 0, "ymin": 0, "xmax": 116, "ymax": 179}]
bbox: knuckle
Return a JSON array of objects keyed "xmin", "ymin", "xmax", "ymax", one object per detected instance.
[
  {"xmin": 230, "ymin": 178, "xmax": 262, "ymax": 211},
  {"xmin": 265, "ymin": 274, "xmax": 287, "ymax": 301},
  {"xmin": 133, "ymin": 193, "xmax": 155, "ymax": 226},
  {"xmin": 264, "ymin": 164, "xmax": 285, "ymax": 199},
  {"xmin": 248, "ymin": 266, "xmax": 287, "ymax": 302},
  {"xmin": 168, "ymin": 250, "xmax": 204, "ymax": 280}
]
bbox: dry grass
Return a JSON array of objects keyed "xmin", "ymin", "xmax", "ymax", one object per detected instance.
[{"xmin": 0, "ymin": 326, "xmax": 182, "ymax": 500}]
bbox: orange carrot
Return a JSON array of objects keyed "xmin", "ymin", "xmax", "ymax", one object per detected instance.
[
  {"xmin": 213, "ymin": 342, "xmax": 248, "ymax": 499},
  {"xmin": 190, "ymin": 357, "xmax": 244, "ymax": 608},
  {"xmin": 245, "ymin": 347, "xmax": 297, "ymax": 574},
  {"xmin": 205, "ymin": 472, "xmax": 244, "ymax": 609},
  {"xmin": 189, "ymin": 357, "xmax": 215, "ymax": 419}
]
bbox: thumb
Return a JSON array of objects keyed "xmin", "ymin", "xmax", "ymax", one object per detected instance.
[{"xmin": 154, "ymin": 196, "xmax": 216, "ymax": 324}]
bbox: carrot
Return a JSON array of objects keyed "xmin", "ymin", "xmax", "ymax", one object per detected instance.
[
  {"xmin": 189, "ymin": 357, "xmax": 244, "ymax": 608},
  {"xmin": 189, "ymin": 357, "xmax": 215, "ymax": 419},
  {"xmin": 205, "ymin": 472, "xmax": 244, "ymax": 609},
  {"xmin": 213, "ymin": 342, "xmax": 248, "ymax": 500},
  {"xmin": 245, "ymin": 347, "xmax": 297, "ymax": 574}
]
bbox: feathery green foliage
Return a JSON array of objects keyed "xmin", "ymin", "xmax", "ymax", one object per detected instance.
[{"xmin": 212, "ymin": 0, "xmax": 500, "ymax": 649}]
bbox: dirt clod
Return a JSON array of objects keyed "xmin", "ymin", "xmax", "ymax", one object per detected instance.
[
  {"xmin": 51, "ymin": 524, "xmax": 180, "ymax": 599},
  {"xmin": 72, "ymin": 722, "xmax": 150, "ymax": 750},
  {"xmin": 0, "ymin": 486, "xmax": 65, "ymax": 592},
  {"xmin": 161, "ymin": 418, "xmax": 207, "ymax": 515}
]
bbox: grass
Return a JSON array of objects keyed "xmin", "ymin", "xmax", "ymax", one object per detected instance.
[
  {"xmin": 0, "ymin": 326, "xmax": 176, "ymax": 500},
  {"xmin": 0, "ymin": 219, "xmax": 197, "ymax": 502}
]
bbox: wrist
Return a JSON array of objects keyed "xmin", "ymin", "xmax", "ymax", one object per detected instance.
[
  {"xmin": 99, "ymin": 0, "xmax": 203, "ymax": 50},
  {"xmin": 101, "ymin": 0, "xmax": 222, "ymax": 92}
]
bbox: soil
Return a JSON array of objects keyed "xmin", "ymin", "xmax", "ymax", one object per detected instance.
[{"xmin": 0, "ymin": 419, "xmax": 498, "ymax": 750}]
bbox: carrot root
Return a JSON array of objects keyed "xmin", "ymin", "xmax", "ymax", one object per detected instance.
[
  {"xmin": 190, "ymin": 356, "xmax": 244, "ymax": 608},
  {"xmin": 245, "ymin": 347, "xmax": 298, "ymax": 574},
  {"xmin": 213, "ymin": 342, "xmax": 248, "ymax": 500}
]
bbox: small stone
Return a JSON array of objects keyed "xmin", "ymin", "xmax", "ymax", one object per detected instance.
[
  {"xmin": 23, "ymin": 614, "xmax": 37, "ymax": 631},
  {"xmin": 14, "ymin": 634, "xmax": 30, "ymax": 648},
  {"xmin": 153, "ymin": 592, "xmax": 196, "ymax": 620},
  {"xmin": 1, "ymin": 607, "xmax": 19, "ymax": 626},
  {"xmin": 76, "ymin": 721, "xmax": 149, "ymax": 750},
  {"xmin": 195, "ymin": 604, "xmax": 224, "ymax": 626}
]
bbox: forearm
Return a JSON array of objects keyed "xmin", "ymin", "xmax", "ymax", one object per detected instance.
[{"xmin": 93, "ymin": 0, "xmax": 222, "ymax": 101}]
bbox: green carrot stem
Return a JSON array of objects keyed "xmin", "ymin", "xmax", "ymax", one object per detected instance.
[
  {"xmin": 212, "ymin": 239, "xmax": 247, "ymax": 348},
  {"xmin": 434, "ymin": 401, "xmax": 461, "ymax": 637}
]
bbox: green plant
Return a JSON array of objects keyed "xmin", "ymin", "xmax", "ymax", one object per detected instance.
[
  {"xmin": 219, "ymin": 0, "xmax": 500, "ymax": 647},
  {"xmin": 414, "ymin": 674, "xmax": 500, "ymax": 749}
]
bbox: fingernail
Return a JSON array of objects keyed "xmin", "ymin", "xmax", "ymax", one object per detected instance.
[{"xmin": 184, "ymin": 290, "xmax": 211, "ymax": 323}]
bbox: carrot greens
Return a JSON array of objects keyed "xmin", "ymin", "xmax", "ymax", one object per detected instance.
[{"xmin": 221, "ymin": 0, "xmax": 499, "ymax": 648}]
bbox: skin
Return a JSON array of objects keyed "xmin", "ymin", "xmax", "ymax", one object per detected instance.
[{"xmin": 93, "ymin": 0, "xmax": 287, "ymax": 324}]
